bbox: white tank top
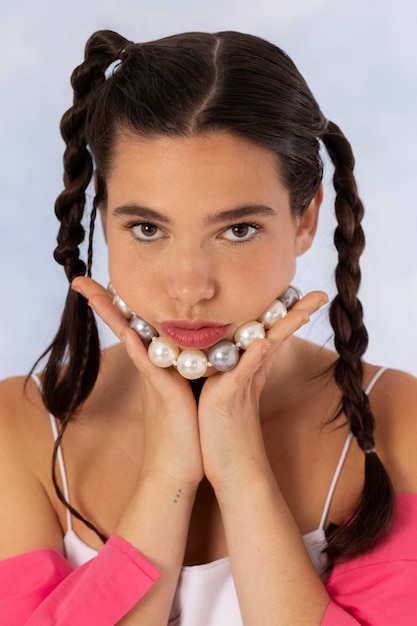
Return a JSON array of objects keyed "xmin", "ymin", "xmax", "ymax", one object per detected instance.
[{"xmin": 35, "ymin": 367, "xmax": 387, "ymax": 625}]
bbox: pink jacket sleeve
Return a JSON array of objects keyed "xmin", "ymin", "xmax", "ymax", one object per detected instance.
[
  {"xmin": 322, "ymin": 494, "xmax": 417, "ymax": 625},
  {"xmin": 0, "ymin": 535, "xmax": 160, "ymax": 625}
]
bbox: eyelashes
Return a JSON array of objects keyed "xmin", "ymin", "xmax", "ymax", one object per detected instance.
[
  {"xmin": 130, "ymin": 222, "xmax": 163, "ymax": 241},
  {"xmin": 221, "ymin": 223, "xmax": 261, "ymax": 243},
  {"xmin": 125, "ymin": 221, "xmax": 262, "ymax": 244}
]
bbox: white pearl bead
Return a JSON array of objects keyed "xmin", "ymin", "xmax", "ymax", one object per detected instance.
[
  {"xmin": 148, "ymin": 337, "xmax": 179, "ymax": 368},
  {"xmin": 207, "ymin": 340, "xmax": 240, "ymax": 371},
  {"xmin": 259, "ymin": 299, "xmax": 287, "ymax": 329},
  {"xmin": 112, "ymin": 294, "xmax": 134, "ymax": 319},
  {"xmin": 234, "ymin": 321, "xmax": 265, "ymax": 350},
  {"xmin": 130, "ymin": 315, "xmax": 158, "ymax": 344},
  {"xmin": 176, "ymin": 350, "xmax": 208, "ymax": 380}
]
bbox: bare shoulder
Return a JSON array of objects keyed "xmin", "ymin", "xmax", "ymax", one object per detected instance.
[
  {"xmin": 365, "ymin": 365, "xmax": 417, "ymax": 493},
  {"xmin": 0, "ymin": 376, "xmax": 64, "ymax": 557},
  {"xmin": 0, "ymin": 374, "xmax": 56, "ymax": 447},
  {"xmin": 0, "ymin": 375, "xmax": 43, "ymax": 438}
]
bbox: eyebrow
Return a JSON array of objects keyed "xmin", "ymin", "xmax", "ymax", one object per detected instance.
[
  {"xmin": 112, "ymin": 203, "xmax": 277, "ymax": 225},
  {"xmin": 112, "ymin": 204, "xmax": 171, "ymax": 223},
  {"xmin": 204, "ymin": 205, "xmax": 276, "ymax": 225}
]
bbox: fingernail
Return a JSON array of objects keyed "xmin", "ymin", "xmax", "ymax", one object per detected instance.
[{"xmin": 262, "ymin": 339, "xmax": 272, "ymax": 355}]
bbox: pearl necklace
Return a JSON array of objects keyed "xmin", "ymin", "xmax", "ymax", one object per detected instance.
[{"xmin": 108, "ymin": 283, "xmax": 301, "ymax": 380}]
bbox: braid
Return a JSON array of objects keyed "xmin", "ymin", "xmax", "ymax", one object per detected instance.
[
  {"xmin": 29, "ymin": 31, "xmax": 130, "ymax": 543},
  {"xmin": 33, "ymin": 31, "xmax": 130, "ymax": 421},
  {"xmin": 322, "ymin": 121, "xmax": 394, "ymax": 563},
  {"xmin": 30, "ymin": 29, "xmax": 396, "ymax": 561}
]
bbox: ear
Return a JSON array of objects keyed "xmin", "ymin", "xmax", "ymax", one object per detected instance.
[{"xmin": 294, "ymin": 184, "xmax": 322, "ymax": 256}]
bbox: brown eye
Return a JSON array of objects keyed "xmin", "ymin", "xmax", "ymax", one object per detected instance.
[
  {"xmin": 223, "ymin": 223, "xmax": 259, "ymax": 242},
  {"xmin": 132, "ymin": 222, "xmax": 163, "ymax": 241},
  {"xmin": 232, "ymin": 224, "xmax": 250, "ymax": 238}
]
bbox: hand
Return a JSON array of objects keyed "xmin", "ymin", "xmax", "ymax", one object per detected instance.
[
  {"xmin": 197, "ymin": 291, "xmax": 328, "ymax": 492},
  {"xmin": 71, "ymin": 277, "xmax": 204, "ymax": 487}
]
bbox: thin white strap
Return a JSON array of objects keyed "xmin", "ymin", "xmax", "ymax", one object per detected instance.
[
  {"xmin": 318, "ymin": 366, "xmax": 387, "ymax": 530},
  {"xmin": 31, "ymin": 374, "xmax": 73, "ymax": 534},
  {"xmin": 318, "ymin": 431, "xmax": 353, "ymax": 530},
  {"xmin": 364, "ymin": 366, "xmax": 387, "ymax": 395}
]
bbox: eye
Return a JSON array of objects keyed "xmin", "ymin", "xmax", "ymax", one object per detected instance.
[
  {"xmin": 131, "ymin": 222, "xmax": 164, "ymax": 241},
  {"xmin": 222, "ymin": 223, "xmax": 260, "ymax": 242}
]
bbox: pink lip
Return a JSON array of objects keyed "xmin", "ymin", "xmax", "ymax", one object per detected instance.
[{"xmin": 160, "ymin": 321, "xmax": 230, "ymax": 349}]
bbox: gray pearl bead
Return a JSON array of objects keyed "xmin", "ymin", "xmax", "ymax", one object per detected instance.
[
  {"xmin": 107, "ymin": 282, "xmax": 117, "ymax": 297},
  {"xmin": 279, "ymin": 285, "xmax": 302, "ymax": 310},
  {"xmin": 129, "ymin": 315, "xmax": 159, "ymax": 344},
  {"xmin": 207, "ymin": 340, "xmax": 240, "ymax": 372}
]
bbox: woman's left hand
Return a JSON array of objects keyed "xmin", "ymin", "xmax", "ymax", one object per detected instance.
[{"xmin": 197, "ymin": 290, "xmax": 327, "ymax": 492}]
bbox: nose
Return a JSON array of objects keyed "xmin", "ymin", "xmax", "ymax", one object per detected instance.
[{"xmin": 167, "ymin": 246, "xmax": 216, "ymax": 306}]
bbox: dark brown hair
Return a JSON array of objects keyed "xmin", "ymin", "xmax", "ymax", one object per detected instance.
[{"xmin": 35, "ymin": 30, "xmax": 394, "ymax": 563}]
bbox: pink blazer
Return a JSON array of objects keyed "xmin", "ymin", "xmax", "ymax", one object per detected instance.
[{"xmin": 1, "ymin": 495, "xmax": 416, "ymax": 625}]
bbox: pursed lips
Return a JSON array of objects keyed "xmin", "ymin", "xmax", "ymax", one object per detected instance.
[{"xmin": 159, "ymin": 321, "xmax": 230, "ymax": 349}]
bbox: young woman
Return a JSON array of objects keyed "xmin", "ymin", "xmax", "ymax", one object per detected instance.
[{"xmin": 0, "ymin": 29, "xmax": 416, "ymax": 625}]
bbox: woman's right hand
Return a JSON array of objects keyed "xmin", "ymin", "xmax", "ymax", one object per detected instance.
[
  {"xmin": 71, "ymin": 277, "xmax": 204, "ymax": 488},
  {"xmin": 72, "ymin": 277, "xmax": 202, "ymax": 625}
]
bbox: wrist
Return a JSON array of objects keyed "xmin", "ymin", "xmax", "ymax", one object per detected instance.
[
  {"xmin": 114, "ymin": 472, "xmax": 198, "ymax": 573},
  {"xmin": 138, "ymin": 468, "xmax": 201, "ymax": 498},
  {"xmin": 209, "ymin": 460, "xmax": 278, "ymax": 506},
  {"xmin": 139, "ymin": 455, "xmax": 204, "ymax": 491}
]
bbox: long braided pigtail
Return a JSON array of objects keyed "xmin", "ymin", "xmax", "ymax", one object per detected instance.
[
  {"xmin": 39, "ymin": 31, "xmax": 130, "ymax": 420},
  {"xmin": 322, "ymin": 121, "xmax": 394, "ymax": 562},
  {"xmin": 31, "ymin": 31, "xmax": 130, "ymax": 542}
]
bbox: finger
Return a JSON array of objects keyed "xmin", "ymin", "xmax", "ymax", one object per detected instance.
[
  {"xmin": 234, "ymin": 338, "xmax": 272, "ymax": 384},
  {"xmin": 206, "ymin": 337, "xmax": 271, "ymax": 395},
  {"xmin": 265, "ymin": 290, "xmax": 328, "ymax": 344},
  {"xmin": 121, "ymin": 326, "xmax": 171, "ymax": 380},
  {"xmin": 291, "ymin": 290, "xmax": 328, "ymax": 315},
  {"xmin": 73, "ymin": 280, "xmax": 182, "ymax": 379},
  {"xmin": 123, "ymin": 327, "xmax": 198, "ymax": 411},
  {"xmin": 71, "ymin": 277, "xmax": 129, "ymax": 339},
  {"xmin": 71, "ymin": 276, "xmax": 109, "ymax": 300},
  {"xmin": 72, "ymin": 279, "xmax": 195, "ymax": 401},
  {"xmin": 223, "ymin": 291, "xmax": 329, "ymax": 383},
  {"xmin": 206, "ymin": 294, "xmax": 327, "ymax": 391}
]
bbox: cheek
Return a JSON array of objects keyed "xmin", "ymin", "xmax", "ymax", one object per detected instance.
[
  {"xmin": 107, "ymin": 238, "xmax": 131, "ymax": 289},
  {"xmin": 108, "ymin": 262, "xmax": 159, "ymax": 317},
  {"xmin": 256, "ymin": 240, "xmax": 297, "ymax": 289},
  {"xmin": 106, "ymin": 238, "xmax": 156, "ymax": 311},
  {"xmin": 227, "ymin": 244, "xmax": 297, "ymax": 321}
]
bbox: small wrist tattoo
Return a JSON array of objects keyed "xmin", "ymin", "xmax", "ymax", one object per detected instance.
[{"xmin": 173, "ymin": 488, "xmax": 182, "ymax": 503}]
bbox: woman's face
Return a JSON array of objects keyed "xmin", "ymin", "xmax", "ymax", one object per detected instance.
[{"xmin": 103, "ymin": 131, "xmax": 319, "ymax": 349}]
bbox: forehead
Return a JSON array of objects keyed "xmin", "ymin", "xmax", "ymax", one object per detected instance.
[{"xmin": 106, "ymin": 131, "xmax": 288, "ymax": 213}]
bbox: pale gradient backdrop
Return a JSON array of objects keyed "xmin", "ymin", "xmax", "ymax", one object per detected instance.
[{"xmin": 1, "ymin": 0, "xmax": 416, "ymax": 379}]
